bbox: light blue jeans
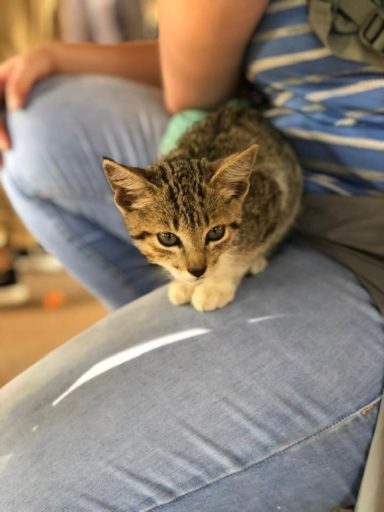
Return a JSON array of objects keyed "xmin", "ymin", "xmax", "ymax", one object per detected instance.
[
  {"xmin": 3, "ymin": 76, "xmax": 170, "ymax": 310},
  {"xmin": 1, "ymin": 76, "xmax": 384, "ymax": 511}
]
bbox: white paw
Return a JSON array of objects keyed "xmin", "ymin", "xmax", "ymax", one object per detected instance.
[
  {"xmin": 168, "ymin": 281, "xmax": 195, "ymax": 306},
  {"xmin": 191, "ymin": 283, "xmax": 235, "ymax": 312},
  {"xmin": 250, "ymin": 255, "xmax": 267, "ymax": 275}
]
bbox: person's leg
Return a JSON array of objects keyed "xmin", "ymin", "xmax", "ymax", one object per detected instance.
[
  {"xmin": 2, "ymin": 75, "xmax": 170, "ymax": 309},
  {"xmin": 1, "ymin": 238, "xmax": 383, "ymax": 512}
]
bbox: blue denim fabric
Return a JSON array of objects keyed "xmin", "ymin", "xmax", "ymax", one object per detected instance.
[
  {"xmin": 0, "ymin": 239, "xmax": 383, "ymax": 511},
  {"xmin": 2, "ymin": 75, "xmax": 170, "ymax": 309}
]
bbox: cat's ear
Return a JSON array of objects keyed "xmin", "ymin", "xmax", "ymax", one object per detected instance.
[
  {"xmin": 103, "ymin": 157, "xmax": 155, "ymax": 211},
  {"xmin": 209, "ymin": 145, "xmax": 258, "ymax": 201}
]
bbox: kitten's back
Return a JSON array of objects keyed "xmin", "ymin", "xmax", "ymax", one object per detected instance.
[{"xmin": 165, "ymin": 106, "xmax": 302, "ymax": 250}]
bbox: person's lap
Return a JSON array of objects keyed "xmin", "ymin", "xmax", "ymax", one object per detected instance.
[
  {"xmin": 1, "ymin": 74, "xmax": 383, "ymax": 511},
  {"xmin": 1, "ymin": 237, "xmax": 383, "ymax": 511}
]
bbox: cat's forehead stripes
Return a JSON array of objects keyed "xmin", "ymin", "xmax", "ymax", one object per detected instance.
[{"xmin": 157, "ymin": 159, "xmax": 209, "ymax": 229}]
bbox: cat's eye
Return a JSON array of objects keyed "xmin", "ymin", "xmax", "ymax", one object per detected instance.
[
  {"xmin": 206, "ymin": 225, "xmax": 225, "ymax": 243},
  {"xmin": 157, "ymin": 232, "xmax": 180, "ymax": 247}
]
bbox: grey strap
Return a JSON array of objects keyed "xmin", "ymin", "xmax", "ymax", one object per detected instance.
[
  {"xmin": 308, "ymin": 0, "xmax": 384, "ymax": 66},
  {"xmin": 337, "ymin": 0, "xmax": 376, "ymax": 26}
]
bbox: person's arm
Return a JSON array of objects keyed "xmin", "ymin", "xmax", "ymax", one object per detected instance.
[
  {"xmin": 51, "ymin": 40, "xmax": 161, "ymax": 87},
  {"xmin": 158, "ymin": 0, "xmax": 268, "ymax": 113},
  {"xmin": 0, "ymin": 40, "xmax": 160, "ymax": 112},
  {"xmin": 0, "ymin": 40, "xmax": 161, "ymax": 149}
]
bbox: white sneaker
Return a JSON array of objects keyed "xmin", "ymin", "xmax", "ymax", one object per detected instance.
[
  {"xmin": 15, "ymin": 247, "xmax": 62, "ymax": 274},
  {"xmin": 0, "ymin": 269, "xmax": 30, "ymax": 307}
]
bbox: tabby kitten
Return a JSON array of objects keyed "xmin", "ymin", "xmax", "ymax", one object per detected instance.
[{"xmin": 103, "ymin": 106, "xmax": 302, "ymax": 312}]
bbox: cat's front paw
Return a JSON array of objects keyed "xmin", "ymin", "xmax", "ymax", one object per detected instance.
[
  {"xmin": 250, "ymin": 255, "xmax": 267, "ymax": 275},
  {"xmin": 168, "ymin": 281, "xmax": 196, "ymax": 306},
  {"xmin": 191, "ymin": 282, "xmax": 235, "ymax": 312}
]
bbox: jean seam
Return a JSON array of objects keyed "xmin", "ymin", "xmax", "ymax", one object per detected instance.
[{"xmin": 146, "ymin": 394, "xmax": 383, "ymax": 512}]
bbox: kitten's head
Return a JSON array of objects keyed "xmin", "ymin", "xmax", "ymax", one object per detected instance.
[{"xmin": 103, "ymin": 145, "xmax": 257, "ymax": 282}]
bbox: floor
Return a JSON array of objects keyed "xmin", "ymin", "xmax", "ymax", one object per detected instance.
[{"xmin": 0, "ymin": 270, "xmax": 107, "ymax": 386}]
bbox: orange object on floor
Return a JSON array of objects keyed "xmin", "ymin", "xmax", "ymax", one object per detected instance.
[{"xmin": 43, "ymin": 289, "xmax": 65, "ymax": 309}]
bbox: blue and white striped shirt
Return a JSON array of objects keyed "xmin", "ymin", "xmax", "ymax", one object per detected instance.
[{"xmin": 245, "ymin": 0, "xmax": 384, "ymax": 195}]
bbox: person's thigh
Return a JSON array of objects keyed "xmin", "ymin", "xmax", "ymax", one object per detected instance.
[
  {"xmin": 2, "ymin": 75, "xmax": 170, "ymax": 308},
  {"xmin": 1, "ymin": 239, "xmax": 383, "ymax": 512},
  {"xmin": 3, "ymin": 74, "xmax": 169, "ymax": 238}
]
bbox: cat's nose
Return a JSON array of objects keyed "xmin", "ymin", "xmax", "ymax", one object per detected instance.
[{"xmin": 188, "ymin": 267, "xmax": 207, "ymax": 278}]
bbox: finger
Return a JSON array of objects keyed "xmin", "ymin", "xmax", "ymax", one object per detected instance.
[
  {"xmin": 0, "ymin": 119, "xmax": 11, "ymax": 150},
  {"xmin": 5, "ymin": 60, "xmax": 33, "ymax": 110},
  {"xmin": 5, "ymin": 56, "xmax": 45, "ymax": 110},
  {"xmin": 0, "ymin": 59, "xmax": 14, "ymax": 99},
  {"xmin": 0, "ymin": 61, "xmax": 13, "ymax": 149}
]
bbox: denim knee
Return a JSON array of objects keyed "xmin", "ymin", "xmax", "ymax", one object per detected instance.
[{"xmin": 3, "ymin": 74, "xmax": 168, "ymax": 203}]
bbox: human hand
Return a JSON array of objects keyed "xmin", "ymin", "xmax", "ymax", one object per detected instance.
[{"xmin": 0, "ymin": 44, "xmax": 58, "ymax": 150}]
